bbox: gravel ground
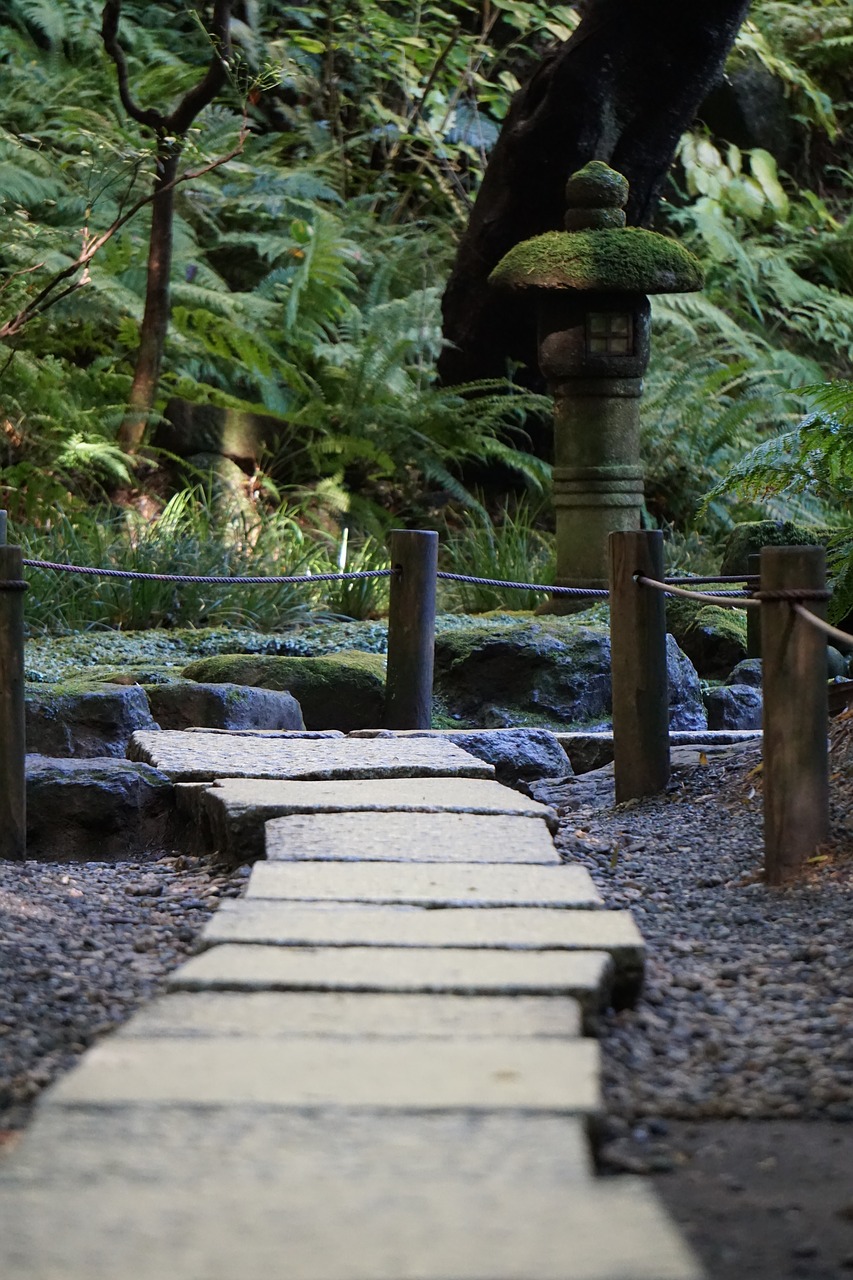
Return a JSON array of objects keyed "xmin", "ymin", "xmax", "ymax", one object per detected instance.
[
  {"xmin": 0, "ymin": 853, "xmax": 249, "ymax": 1133},
  {"xmin": 547, "ymin": 735, "xmax": 853, "ymax": 1280}
]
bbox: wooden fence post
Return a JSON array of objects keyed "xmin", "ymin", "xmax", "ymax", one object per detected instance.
[
  {"xmin": 383, "ymin": 530, "xmax": 438, "ymax": 730},
  {"xmin": 0, "ymin": 512, "xmax": 26, "ymax": 860},
  {"xmin": 761, "ymin": 545, "xmax": 828, "ymax": 885},
  {"xmin": 609, "ymin": 529, "xmax": 670, "ymax": 802}
]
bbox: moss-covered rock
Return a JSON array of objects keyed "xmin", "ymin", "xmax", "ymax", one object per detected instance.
[
  {"xmin": 145, "ymin": 681, "xmax": 305, "ymax": 732},
  {"xmin": 720, "ymin": 520, "xmax": 832, "ymax": 575},
  {"xmin": 180, "ymin": 650, "xmax": 386, "ymax": 731},
  {"xmin": 433, "ymin": 618, "xmax": 705, "ymax": 730},
  {"xmin": 666, "ymin": 600, "xmax": 748, "ymax": 680}
]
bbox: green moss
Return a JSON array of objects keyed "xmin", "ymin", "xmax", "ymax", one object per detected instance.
[
  {"xmin": 720, "ymin": 520, "xmax": 834, "ymax": 575},
  {"xmin": 565, "ymin": 162, "xmax": 628, "ymax": 209},
  {"xmin": 666, "ymin": 600, "xmax": 747, "ymax": 680},
  {"xmin": 489, "ymin": 228, "xmax": 704, "ymax": 294},
  {"xmin": 180, "ymin": 650, "xmax": 387, "ymax": 731}
]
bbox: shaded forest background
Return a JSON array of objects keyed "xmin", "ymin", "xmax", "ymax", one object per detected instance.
[{"xmin": 1, "ymin": 0, "xmax": 852, "ymax": 631}]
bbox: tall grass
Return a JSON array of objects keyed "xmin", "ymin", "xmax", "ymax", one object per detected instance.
[
  {"xmin": 18, "ymin": 488, "xmax": 332, "ymax": 634},
  {"xmin": 439, "ymin": 500, "xmax": 556, "ymax": 613}
]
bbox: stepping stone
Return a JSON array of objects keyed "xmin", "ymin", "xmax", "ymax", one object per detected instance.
[
  {"xmin": 199, "ymin": 903, "xmax": 643, "ymax": 1000},
  {"xmin": 247, "ymin": 860, "xmax": 602, "ymax": 908},
  {"xmin": 169, "ymin": 944, "xmax": 614, "ymax": 1019},
  {"xmin": 129, "ymin": 731, "xmax": 494, "ymax": 783},
  {"xmin": 184, "ymin": 777, "xmax": 557, "ymax": 864},
  {"xmin": 264, "ymin": 810, "xmax": 561, "ymax": 863},
  {"xmin": 0, "ymin": 1110, "xmax": 702, "ymax": 1280},
  {"xmin": 115, "ymin": 991, "xmax": 583, "ymax": 1040},
  {"xmin": 44, "ymin": 1036, "xmax": 601, "ymax": 1114}
]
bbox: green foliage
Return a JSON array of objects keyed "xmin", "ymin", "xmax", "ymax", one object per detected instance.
[
  {"xmin": 704, "ymin": 381, "xmax": 853, "ymax": 617},
  {"xmin": 439, "ymin": 498, "xmax": 555, "ymax": 612}
]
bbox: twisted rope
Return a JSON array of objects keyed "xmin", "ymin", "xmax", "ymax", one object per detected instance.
[
  {"xmin": 791, "ymin": 604, "xmax": 853, "ymax": 649},
  {"xmin": 636, "ymin": 575, "xmax": 759, "ymax": 609},
  {"xmin": 23, "ymin": 559, "xmax": 395, "ymax": 586},
  {"xmin": 436, "ymin": 571, "xmax": 609, "ymax": 598},
  {"xmin": 0, "ymin": 580, "xmax": 28, "ymax": 591}
]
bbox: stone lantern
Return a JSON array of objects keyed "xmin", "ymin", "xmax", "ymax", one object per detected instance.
[{"xmin": 489, "ymin": 161, "xmax": 703, "ymax": 608}]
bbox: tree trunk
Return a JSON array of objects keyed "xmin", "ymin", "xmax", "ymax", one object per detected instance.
[
  {"xmin": 118, "ymin": 148, "xmax": 180, "ymax": 452},
  {"xmin": 438, "ymin": 0, "xmax": 752, "ymax": 386}
]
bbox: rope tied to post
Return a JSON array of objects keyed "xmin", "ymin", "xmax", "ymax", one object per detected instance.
[{"xmin": 0, "ymin": 580, "xmax": 28, "ymax": 591}]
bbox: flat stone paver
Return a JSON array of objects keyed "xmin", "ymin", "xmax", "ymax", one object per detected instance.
[
  {"xmin": 129, "ymin": 731, "xmax": 495, "ymax": 783},
  {"xmin": 169, "ymin": 943, "xmax": 614, "ymax": 1015},
  {"xmin": 115, "ymin": 991, "xmax": 583, "ymax": 1039},
  {"xmin": 45, "ymin": 1036, "xmax": 600, "ymax": 1113},
  {"xmin": 201, "ymin": 899, "xmax": 642, "ymax": 962},
  {"xmin": 186, "ymin": 776, "xmax": 557, "ymax": 863},
  {"xmin": 246, "ymin": 860, "xmax": 603, "ymax": 907},
  {"xmin": 264, "ymin": 809, "xmax": 561, "ymax": 863},
  {"xmin": 0, "ymin": 1110, "xmax": 702, "ymax": 1280}
]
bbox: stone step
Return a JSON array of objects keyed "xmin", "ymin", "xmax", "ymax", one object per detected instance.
[
  {"xmin": 247, "ymin": 859, "xmax": 602, "ymax": 908},
  {"xmin": 181, "ymin": 777, "xmax": 557, "ymax": 864},
  {"xmin": 199, "ymin": 902, "xmax": 643, "ymax": 1001},
  {"xmin": 44, "ymin": 1036, "xmax": 600, "ymax": 1114},
  {"xmin": 0, "ymin": 1109, "xmax": 702, "ymax": 1280},
  {"xmin": 130, "ymin": 730, "xmax": 494, "ymax": 783},
  {"xmin": 264, "ymin": 809, "xmax": 562, "ymax": 863},
  {"xmin": 115, "ymin": 990, "xmax": 584, "ymax": 1040},
  {"xmin": 169, "ymin": 943, "xmax": 614, "ymax": 1020}
]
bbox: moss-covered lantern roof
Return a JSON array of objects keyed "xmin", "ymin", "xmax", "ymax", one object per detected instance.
[{"xmin": 489, "ymin": 161, "xmax": 704, "ymax": 295}]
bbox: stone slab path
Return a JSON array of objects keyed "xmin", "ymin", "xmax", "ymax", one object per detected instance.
[{"xmin": 0, "ymin": 731, "xmax": 703, "ymax": 1280}]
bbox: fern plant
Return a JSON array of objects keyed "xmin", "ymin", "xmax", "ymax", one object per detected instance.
[{"xmin": 703, "ymin": 380, "xmax": 853, "ymax": 618}]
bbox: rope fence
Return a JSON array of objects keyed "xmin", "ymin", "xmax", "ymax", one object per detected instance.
[{"xmin": 1, "ymin": 515, "xmax": 850, "ymax": 884}]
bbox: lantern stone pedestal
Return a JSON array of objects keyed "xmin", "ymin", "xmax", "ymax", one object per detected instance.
[{"xmin": 490, "ymin": 163, "xmax": 703, "ymax": 611}]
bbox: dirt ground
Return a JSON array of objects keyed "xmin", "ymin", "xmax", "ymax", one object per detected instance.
[{"xmin": 647, "ymin": 1120, "xmax": 853, "ymax": 1279}]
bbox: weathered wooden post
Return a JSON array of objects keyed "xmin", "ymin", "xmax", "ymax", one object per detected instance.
[
  {"xmin": 0, "ymin": 511, "xmax": 26, "ymax": 860},
  {"xmin": 383, "ymin": 530, "xmax": 437, "ymax": 730},
  {"xmin": 489, "ymin": 162, "xmax": 703, "ymax": 608},
  {"xmin": 761, "ymin": 546, "xmax": 829, "ymax": 885},
  {"xmin": 609, "ymin": 529, "xmax": 670, "ymax": 802}
]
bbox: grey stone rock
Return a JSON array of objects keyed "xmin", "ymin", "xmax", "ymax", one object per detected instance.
[
  {"xmin": 356, "ymin": 728, "xmax": 572, "ymax": 789},
  {"xmin": 827, "ymin": 646, "xmax": 848, "ymax": 679},
  {"xmin": 145, "ymin": 681, "xmax": 305, "ymax": 732},
  {"xmin": 25, "ymin": 683, "xmax": 159, "ymax": 758},
  {"xmin": 433, "ymin": 621, "xmax": 705, "ymax": 731},
  {"xmin": 25, "ymin": 755, "xmax": 173, "ymax": 860},
  {"xmin": 665, "ymin": 635, "xmax": 708, "ymax": 731},
  {"xmin": 704, "ymin": 684, "xmax": 763, "ymax": 731},
  {"xmin": 725, "ymin": 658, "xmax": 762, "ymax": 688}
]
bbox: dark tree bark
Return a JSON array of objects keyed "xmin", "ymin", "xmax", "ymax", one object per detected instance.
[
  {"xmin": 438, "ymin": 0, "xmax": 752, "ymax": 386},
  {"xmin": 102, "ymin": 0, "xmax": 233, "ymax": 452}
]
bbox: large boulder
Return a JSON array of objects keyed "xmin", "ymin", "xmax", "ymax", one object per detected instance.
[
  {"xmin": 25, "ymin": 756, "xmax": 173, "ymax": 860},
  {"xmin": 720, "ymin": 519, "xmax": 831, "ymax": 576},
  {"xmin": 145, "ymin": 681, "xmax": 305, "ymax": 732},
  {"xmin": 432, "ymin": 619, "xmax": 706, "ymax": 731},
  {"xmin": 25, "ymin": 683, "xmax": 159, "ymax": 758},
  {"xmin": 704, "ymin": 685, "xmax": 763, "ymax": 731},
  {"xmin": 180, "ymin": 651, "xmax": 386, "ymax": 731},
  {"xmin": 665, "ymin": 599, "xmax": 747, "ymax": 680}
]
